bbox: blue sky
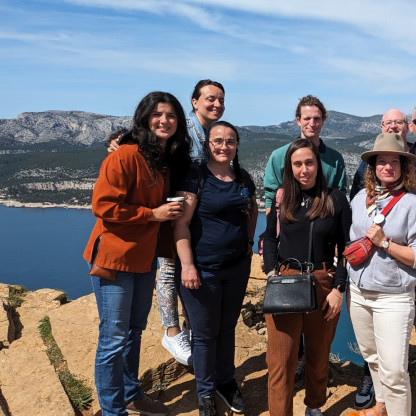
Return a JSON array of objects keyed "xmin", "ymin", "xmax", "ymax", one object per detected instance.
[{"xmin": 1, "ymin": 0, "xmax": 415, "ymax": 126}]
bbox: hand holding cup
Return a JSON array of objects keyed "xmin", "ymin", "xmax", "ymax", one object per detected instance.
[{"xmin": 166, "ymin": 197, "xmax": 185, "ymax": 218}]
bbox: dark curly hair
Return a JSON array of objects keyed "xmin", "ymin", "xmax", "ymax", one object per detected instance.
[
  {"xmin": 104, "ymin": 128, "xmax": 129, "ymax": 148},
  {"xmin": 112, "ymin": 92, "xmax": 191, "ymax": 191}
]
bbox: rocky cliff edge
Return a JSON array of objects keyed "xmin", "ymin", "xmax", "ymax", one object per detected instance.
[{"xmin": 0, "ymin": 255, "xmax": 415, "ymax": 416}]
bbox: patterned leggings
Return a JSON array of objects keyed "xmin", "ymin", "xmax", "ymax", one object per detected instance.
[{"xmin": 156, "ymin": 257, "xmax": 179, "ymax": 328}]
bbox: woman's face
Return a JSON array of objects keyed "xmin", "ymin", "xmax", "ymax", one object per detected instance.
[
  {"xmin": 148, "ymin": 103, "xmax": 178, "ymax": 147},
  {"xmin": 192, "ymin": 85, "xmax": 225, "ymax": 129},
  {"xmin": 375, "ymin": 154, "xmax": 401, "ymax": 187},
  {"xmin": 207, "ymin": 125, "xmax": 238, "ymax": 164},
  {"xmin": 291, "ymin": 147, "xmax": 318, "ymax": 190}
]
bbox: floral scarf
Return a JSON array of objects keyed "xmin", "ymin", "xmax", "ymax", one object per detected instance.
[{"xmin": 366, "ymin": 179, "xmax": 403, "ymax": 216}]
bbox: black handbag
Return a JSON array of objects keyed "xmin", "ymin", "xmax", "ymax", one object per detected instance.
[{"xmin": 263, "ymin": 222, "xmax": 318, "ymax": 314}]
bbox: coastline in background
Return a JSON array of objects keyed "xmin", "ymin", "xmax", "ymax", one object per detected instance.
[
  {"xmin": 0, "ymin": 198, "xmax": 267, "ymax": 213},
  {"xmin": 0, "ymin": 198, "xmax": 91, "ymax": 210}
]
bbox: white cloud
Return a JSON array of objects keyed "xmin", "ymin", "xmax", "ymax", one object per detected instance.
[
  {"xmin": 1, "ymin": 0, "xmax": 416, "ymax": 124},
  {"xmin": 0, "ymin": 30, "xmax": 78, "ymax": 43},
  {"xmin": 31, "ymin": 1, "xmax": 416, "ymax": 60},
  {"xmin": 60, "ymin": 0, "xmax": 160, "ymax": 13}
]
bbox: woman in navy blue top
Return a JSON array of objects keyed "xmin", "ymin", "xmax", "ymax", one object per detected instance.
[{"xmin": 174, "ymin": 121, "xmax": 258, "ymax": 416}]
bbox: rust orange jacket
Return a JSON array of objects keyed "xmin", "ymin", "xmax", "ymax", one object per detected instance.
[{"xmin": 83, "ymin": 144, "xmax": 165, "ymax": 273}]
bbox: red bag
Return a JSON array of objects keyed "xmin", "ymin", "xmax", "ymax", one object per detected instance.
[
  {"xmin": 344, "ymin": 190, "xmax": 405, "ymax": 267},
  {"xmin": 343, "ymin": 237, "xmax": 375, "ymax": 266}
]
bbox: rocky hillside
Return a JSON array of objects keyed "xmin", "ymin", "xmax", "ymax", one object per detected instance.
[
  {"xmin": 1, "ymin": 255, "xmax": 415, "ymax": 416},
  {"xmin": 0, "ymin": 110, "xmax": 389, "ymax": 146},
  {"xmin": 0, "ymin": 111, "xmax": 131, "ymax": 146},
  {"xmin": 0, "ymin": 110, "xmax": 413, "ymax": 207},
  {"xmin": 0, "ymin": 110, "xmax": 371, "ymax": 146}
]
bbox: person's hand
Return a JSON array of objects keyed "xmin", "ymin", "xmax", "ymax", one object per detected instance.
[
  {"xmin": 107, "ymin": 136, "xmax": 121, "ymax": 153},
  {"xmin": 365, "ymin": 224, "xmax": 386, "ymax": 247},
  {"xmin": 181, "ymin": 265, "xmax": 201, "ymax": 289},
  {"xmin": 322, "ymin": 289, "xmax": 343, "ymax": 321},
  {"xmin": 150, "ymin": 201, "xmax": 183, "ymax": 222}
]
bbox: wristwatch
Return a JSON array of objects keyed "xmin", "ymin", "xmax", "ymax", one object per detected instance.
[
  {"xmin": 381, "ymin": 238, "xmax": 390, "ymax": 249},
  {"xmin": 333, "ymin": 283, "xmax": 346, "ymax": 293}
]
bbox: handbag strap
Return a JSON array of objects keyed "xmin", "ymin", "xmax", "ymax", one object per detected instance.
[
  {"xmin": 306, "ymin": 221, "xmax": 314, "ymax": 273},
  {"xmin": 275, "ymin": 188, "xmax": 284, "ymax": 237},
  {"xmin": 380, "ymin": 189, "xmax": 405, "ymax": 217}
]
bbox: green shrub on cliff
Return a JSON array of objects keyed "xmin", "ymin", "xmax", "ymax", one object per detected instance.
[{"xmin": 38, "ymin": 316, "xmax": 93, "ymax": 410}]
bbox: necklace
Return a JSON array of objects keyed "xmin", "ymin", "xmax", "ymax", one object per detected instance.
[{"xmin": 301, "ymin": 195, "xmax": 310, "ymax": 208}]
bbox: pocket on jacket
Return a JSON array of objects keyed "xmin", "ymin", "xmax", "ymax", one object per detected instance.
[{"xmin": 373, "ymin": 255, "xmax": 402, "ymax": 287}]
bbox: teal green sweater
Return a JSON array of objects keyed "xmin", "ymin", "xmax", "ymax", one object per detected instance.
[{"xmin": 264, "ymin": 139, "xmax": 347, "ymax": 208}]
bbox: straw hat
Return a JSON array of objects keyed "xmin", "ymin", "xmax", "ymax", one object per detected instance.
[{"xmin": 361, "ymin": 133, "xmax": 416, "ymax": 163}]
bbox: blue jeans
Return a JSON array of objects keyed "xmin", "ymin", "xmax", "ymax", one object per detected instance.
[
  {"xmin": 178, "ymin": 256, "xmax": 251, "ymax": 397},
  {"xmin": 91, "ymin": 256, "xmax": 157, "ymax": 416}
]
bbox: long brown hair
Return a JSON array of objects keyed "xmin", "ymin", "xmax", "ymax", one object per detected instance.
[
  {"xmin": 364, "ymin": 155, "xmax": 416, "ymax": 194},
  {"xmin": 280, "ymin": 138, "xmax": 334, "ymax": 223}
]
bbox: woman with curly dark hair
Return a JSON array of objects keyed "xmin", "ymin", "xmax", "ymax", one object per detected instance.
[{"xmin": 83, "ymin": 91, "xmax": 190, "ymax": 416}]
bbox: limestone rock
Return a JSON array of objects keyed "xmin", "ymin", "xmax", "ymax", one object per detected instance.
[
  {"xmin": 0, "ymin": 285, "xmax": 14, "ymax": 348},
  {"xmin": 0, "ymin": 288, "xmax": 74, "ymax": 416},
  {"xmin": 0, "ymin": 299, "xmax": 13, "ymax": 349},
  {"xmin": 48, "ymin": 294, "xmax": 190, "ymax": 416},
  {"xmin": 0, "ymin": 110, "xmax": 383, "ymax": 147},
  {"xmin": 1, "ymin": 111, "xmax": 131, "ymax": 145},
  {"xmin": 0, "ymin": 256, "xmax": 415, "ymax": 415}
]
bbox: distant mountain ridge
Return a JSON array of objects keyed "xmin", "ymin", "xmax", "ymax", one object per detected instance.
[
  {"xmin": 0, "ymin": 110, "xmax": 386, "ymax": 146},
  {"xmin": 0, "ymin": 109, "xmax": 413, "ymax": 206}
]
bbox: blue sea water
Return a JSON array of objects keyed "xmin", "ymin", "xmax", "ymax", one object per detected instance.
[
  {"xmin": 0, "ymin": 205, "xmax": 96, "ymax": 299},
  {"xmin": 0, "ymin": 205, "xmax": 362, "ymax": 365}
]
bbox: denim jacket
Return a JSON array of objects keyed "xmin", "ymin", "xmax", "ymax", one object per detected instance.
[{"xmin": 187, "ymin": 111, "xmax": 208, "ymax": 164}]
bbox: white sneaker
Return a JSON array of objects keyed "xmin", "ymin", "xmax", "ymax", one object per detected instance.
[{"xmin": 162, "ymin": 330, "xmax": 192, "ymax": 366}]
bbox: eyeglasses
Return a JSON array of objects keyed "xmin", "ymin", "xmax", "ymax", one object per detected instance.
[
  {"xmin": 381, "ymin": 119, "xmax": 407, "ymax": 127},
  {"xmin": 209, "ymin": 138, "xmax": 238, "ymax": 148}
]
